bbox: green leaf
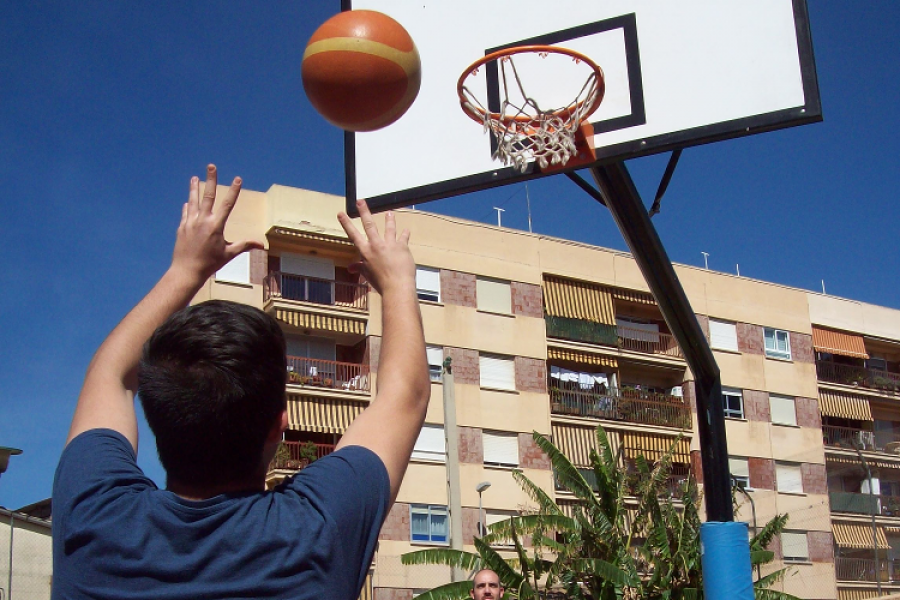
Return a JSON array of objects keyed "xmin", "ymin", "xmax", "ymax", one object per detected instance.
[
  {"xmin": 411, "ymin": 581, "xmax": 475, "ymax": 600},
  {"xmin": 401, "ymin": 548, "xmax": 482, "ymax": 571}
]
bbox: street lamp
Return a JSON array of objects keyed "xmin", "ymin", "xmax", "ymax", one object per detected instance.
[
  {"xmin": 476, "ymin": 481, "xmax": 492, "ymax": 537},
  {"xmin": 0, "ymin": 447, "xmax": 22, "ymax": 481}
]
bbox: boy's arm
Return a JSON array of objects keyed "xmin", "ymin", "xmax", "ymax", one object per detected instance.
[
  {"xmin": 66, "ymin": 165, "xmax": 262, "ymax": 450},
  {"xmin": 335, "ymin": 200, "xmax": 431, "ymax": 505}
]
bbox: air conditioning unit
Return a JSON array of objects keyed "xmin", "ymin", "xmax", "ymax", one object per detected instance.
[{"xmin": 856, "ymin": 431, "xmax": 875, "ymax": 451}]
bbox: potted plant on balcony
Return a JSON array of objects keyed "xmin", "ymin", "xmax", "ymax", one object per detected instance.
[{"xmin": 297, "ymin": 441, "xmax": 319, "ymax": 468}]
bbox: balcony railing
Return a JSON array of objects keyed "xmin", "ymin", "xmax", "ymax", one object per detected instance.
[
  {"xmin": 817, "ymin": 360, "xmax": 900, "ymax": 395},
  {"xmin": 264, "ymin": 271, "xmax": 368, "ymax": 311},
  {"xmin": 543, "ymin": 316, "xmax": 683, "ymax": 359},
  {"xmin": 617, "ymin": 324, "xmax": 683, "ymax": 359},
  {"xmin": 270, "ymin": 441, "xmax": 336, "ymax": 471},
  {"xmin": 822, "ymin": 424, "xmax": 900, "ymax": 454},
  {"xmin": 287, "ymin": 356, "xmax": 370, "ymax": 392},
  {"xmin": 829, "ymin": 491, "xmax": 900, "ymax": 517},
  {"xmin": 550, "ymin": 386, "xmax": 691, "ymax": 429},
  {"xmin": 835, "ymin": 557, "xmax": 900, "ymax": 582}
]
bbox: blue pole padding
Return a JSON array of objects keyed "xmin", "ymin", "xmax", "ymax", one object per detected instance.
[{"xmin": 700, "ymin": 521, "xmax": 754, "ymax": 600}]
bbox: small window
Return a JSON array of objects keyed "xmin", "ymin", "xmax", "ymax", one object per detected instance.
[
  {"xmin": 867, "ymin": 356, "xmax": 888, "ymax": 372},
  {"xmin": 483, "ymin": 431, "xmax": 519, "ymax": 467},
  {"xmin": 215, "ymin": 252, "xmax": 250, "ymax": 285},
  {"xmin": 769, "ymin": 395, "xmax": 797, "ymax": 426},
  {"xmin": 426, "ymin": 346, "xmax": 444, "ymax": 382},
  {"xmin": 476, "ymin": 277, "xmax": 512, "ymax": 314},
  {"xmin": 412, "ymin": 425, "xmax": 446, "ymax": 462},
  {"xmin": 416, "ymin": 267, "xmax": 441, "ymax": 302},
  {"xmin": 709, "ymin": 319, "xmax": 739, "ymax": 352},
  {"xmin": 729, "ymin": 456, "xmax": 750, "ymax": 489},
  {"xmin": 781, "ymin": 531, "xmax": 809, "ymax": 562},
  {"xmin": 479, "ymin": 354, "xmax": 516, "ymax": 391},
  {"xmin": 776, "ymin": 462, "xmax": 803, "ymax": 494},
  {"xmin": 764, "ymin": 328, "xmax": 791, "ymax": 360},
  {"xmin": 410, "ymin": 504, "xmax": 448, "ymax": 544},
  {"xmin": 722, "ymin": 388, "xmax": 744, "ymax": 419}
]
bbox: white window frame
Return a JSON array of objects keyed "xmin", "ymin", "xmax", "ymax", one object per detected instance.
[
  {"xmin": 483, "ymin": 431, "xmax": 520, "ymax": 467},
  {"xmin": 722, "ymin": 388, "xmax": 744, "ymax": 419},
  {"xmin": 416, "ymin": 266, "xmax": 441, "ymax": 303},
  {"xmin": 410, "ymin": 504, "xmax": 449, "ymax": 544},
  {"xmin": 426, "ymin": 346, "xmax": 444, "ymax": 382},
  {"xmin": 479, "ymin": 354, "xmax": 516, "ymax": 391},
  {"xmin": 709, "ymin": 319, "xmax": 739, "ymax": 352},
  {"xmin": 769, "ymin": 394, "xmax": 797, "ymax": 427},
  {"xmin": 764, "ymin": 327, "xmax": 791, "ymax": 360},
  {"xmin": 476, "ymin": 277, "xmax": 512, "ymax": 314},
  {"xmin": 411, "ymin": 424, "xmax": 446, "ymax": 462},
  {"xmin": 781, "ymin": 531, "xmax": 809, "ymax": 562},
  {"xmin": 776, "ymin": 462, "xmax": 804, "ymax": 494},
  {"xmin": 215, "ymin": 252, "xmax": 251, "ymax": 285},
  {"xmin": 729, "ymin": 456, "xmax": 751, "ymax": 490}
]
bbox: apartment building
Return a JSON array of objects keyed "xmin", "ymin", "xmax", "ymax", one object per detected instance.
[{"xmin": 195, "ymin": 183, "xmax": 900, "ymax": 600}]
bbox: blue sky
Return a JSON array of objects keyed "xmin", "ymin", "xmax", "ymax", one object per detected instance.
[{"xmin": 1, "ymin": 2, "xmax": 898, "ymax": 509}]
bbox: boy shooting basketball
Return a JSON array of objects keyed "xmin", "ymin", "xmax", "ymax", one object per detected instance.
[{"xmin": 52, "ymin": 165, "xmax": 430, "ymax": 599}]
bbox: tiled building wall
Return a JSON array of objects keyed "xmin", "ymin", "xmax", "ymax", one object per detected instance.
[
  {"xmin": 374, "ymin": 588, "xmax": 414, "ymax": 600},
  {"xmin": 801, "ymin": 463, "xmax": 828, "ymax": 495},
  {"xmin": 807, "ymin": 531, "xmax": 834, "ymax": 563},
  {"xmin": 440, "ymin": 270, "xmax": 476, "ymax": 308},
  {"xmin": 795, "ymin": 396, "xmax": 821, "ymax": 429},
  {"xmin": 743, "ymin": 390, "xmax": 771, "ymax": 422},
  {"xmin": 749, "ymin": 457, "xmax": 775, "ymax": 490},
  {"xmin": 790, "ymin": 332, "xmax": 815, "ymax": 363},
  {"xmin": 519, "ymin": 433, "xmax": 551, "ymax": 470},
  {"xmin": 446, "ymin": 347, "xmax": 479, "ymax": 385},
  {"xmin": 515, "ymin": 357, "xmax": 547, "ymax": 393},
  {"xmin": 250, "ymin": 248, "xmax": 268, "ymax": 284},
  {"xmin": 458, "ymin": 427, "xmax": 484, "ymax": 464},
  {"xmin": 737, "ymin": 322, "xmax": 765, "ymax": 355},
  {"xmin": 379, "ymin": 503, "xmax": 411, "ymax": 541},
  {"xmin": 511, "ymin": 282, "xmax": 543, "ymax": 318}
]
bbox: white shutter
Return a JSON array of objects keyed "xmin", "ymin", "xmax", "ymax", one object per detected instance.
[
  {"xmin": 479, "ymin": 355, "xmax": 516, "ymax": 390},
  {"xmin": 781, "ymin": 532, "xmax": 809, "ymax": 561},
  {"xmin": 770, "ymin": 395, "xmax": 797, "ymax": 426},
  {"xmin": 709, "ymin": 319, "xmax": 738, "ymax": 352},
  {"xmin": 281, "ymin": 253, "xmax": 335, "ymax": 279},
  {"xmin": 729, "ymin": 457, "xmax": 750, "ymax": 478},
  {"xmin": 412, "ymin": 425, "xmax": 446, "ymax": 462},
  {"xmin": 476, "ymin": 278, "xmax": 512, "ymax": 314},
  {"xmin": 616, "ymin": 318, "xmax": 660, "ymax": 343},
  {"xmin": 426, "ymin": 346, "xmax": 444, "ymax": 367},
  {"xmin": 215, "ymin": 252, "xmax": 250, "ymax": 285},
  {"xmin": 416, "ymin": 267, "xmax": 441, "ymax": 301},
  {"xmin": 483, "ymin": 431, "xmax": 519, "ymax": 466},
  {"xmin": 776, "ymin": 462, "xmax": 803, "ymax": 493}
]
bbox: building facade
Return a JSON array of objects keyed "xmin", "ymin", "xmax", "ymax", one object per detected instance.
[{"xmin": 197, "ymin": 183, "xmax": 900, "ymax": 600}]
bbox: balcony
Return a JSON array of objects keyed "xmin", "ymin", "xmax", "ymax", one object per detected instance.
[
  {"xmin": 544, "ymin": 316, "xmax": 683, "ymax": 360},
  {"xmin": 829, "ymin": 491, "xmax": 900, "ymax": 517},
  {"xmin": 269, "ymin": 441, "xmax": 336, "ymax": 471},
  {"xmin": 835, "ymin": 557, "xmax": 900, "ymax": 583},
  {"xmin": 550, "ymin": 385, "xmax": 691, "ymax": 429},
  {"xmin": 817, "ymin": 360, "xmax": 900, "ymax": 395},
  {"xmin": 287, "ymin": 356, "xmax": 370, "ymax": 392},
  {"xmin": 264, "ymin": 271, "xmax": 368, "ymax": 311}
]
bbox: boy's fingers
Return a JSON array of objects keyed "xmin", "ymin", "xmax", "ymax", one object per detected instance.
[
  {"xmin": 201, "ymin": 164, "xmax": 217, "ymax": 212},
  {"xmin": 356, "ymin": 200, "xmax": 380, "ymax": 239},
  {"xmin": 399, "ymin": 229, "xmax": 411, "ymax": 244},
  {"xmin": 384, "ymin": 211, "xmax": 396, "ymax": 239},
  {"xmin": 338, "ymin": 212, "xmax": 365, "ymax": 248},
  {"xmin": 187, "ymin": 176, "xmax": 200, "ymax": 217},
  {"xmin": 215, "ymin": 177, "xmax": 243, "ymax": 226}
]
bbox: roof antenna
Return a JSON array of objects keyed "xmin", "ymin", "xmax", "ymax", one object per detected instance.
[
  {"xmin": 525, "ymin": 184, "xmax": 533, "ymax": 233},
  {"xmin": 493, "ymin": 207, "xmax": 505, "ymax": 227}
]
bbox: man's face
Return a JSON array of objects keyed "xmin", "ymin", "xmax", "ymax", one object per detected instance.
[{"xmin": 470, "ymin": 571, "xmax": 503, "ymax": 600}]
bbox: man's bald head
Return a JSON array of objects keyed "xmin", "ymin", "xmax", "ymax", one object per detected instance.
[{"xmin": 470, "ymin": 569, "xmax": 503, "ymax": 600}]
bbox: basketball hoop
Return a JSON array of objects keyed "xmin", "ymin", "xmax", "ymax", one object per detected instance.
[{"xmin": 457, "ymin": 45, "xmax": 605, "ymax": 172}]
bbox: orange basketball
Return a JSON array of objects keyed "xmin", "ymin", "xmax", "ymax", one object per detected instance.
[{"xmin": 302, "ymin": 10, "xmax": 421, "ymax": 132}]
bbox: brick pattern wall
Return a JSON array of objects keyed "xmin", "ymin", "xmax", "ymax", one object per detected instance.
[
  {"xmin": 378, "ymin": 502, "xmax": 411, "ymax": 541},
  {"xmin": 749, "ymin": 457, "xmax": 775, "ymax": 490},
  {"xmin": 683, "ymin": 381, "xmax": 697, "ymax": 413},
  {"xmin": 446, "ymin": 347, "xmax": 480, "ymax": 385},
  {"xmin": 808, "ymin": 531, "xmax": 834, "ymax": 563},
  {"xmin": 695, "ymin": 314, "xmax": 710, "ymax": 340},
  {"xmin": 511, "ymin": 282, "xmax": 543, "ymax": 318},
  {"xmin": 250, "ymin": 248, "xmax": 268, "ymax": 284},
  {"xmin": 769, "ymin": 533, "xmax": 783, "ymax": 560},
  {"xmin": 737, "ymin": 322, "xmax": 764, "ymax": 355},
  {"xmin": 690, "ymin": 449, "xmax": 704, "ymax": 486},
  {"xmin": 790, "ymin": 332, "xmax": 814, "ymax": 363},
  {"xmin": 801, "ymin": 463, "xmax": 827, "ymax": 495},
  {"xmin": 374, "ymin": 588, "xmax": 414, "ymax": 600},
  {"xmin": 743, "ymin": 390, "xmax": 770, "ymax": 422},
  {"xmin": 462, "ymin": 506, "xmax": 480, "ymax": 544},
  {"xmin": 366, "ymin": 336, "xmax": 382, "ymax": 373},
  {"xmin": 515, "ymin": 357, "xmax": 546, "ymax": 393},
  {"xmin": 459, "ymin": 427, "xmax": 484, "ymax": 464},
  {"xmin": 795, "ymin": 396, "xmax": 821, "ymax": 429},
  {"xmin": 440, "ymin": 270, "xmax": 476, "ymax": 308},
  {"xmin": 519, "ymin": 433, "xmax": 551, "ymax": 470}
]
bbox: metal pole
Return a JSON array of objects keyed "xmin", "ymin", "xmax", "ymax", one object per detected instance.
[
  {"xmin": 733, "ymin": 477, "xmax": 760, "ymax": 581},
  {"xmin": 7, "ymin": 511, "xmax": 13, "ymax": 600},
  {"xmin": 853, "ymin": 440, "xmax": 881, "ymax": 595},
  {"xmin": 478, "ymin": 491, "xmax": 484, "ymax": 537},
  {"xmin": 588, "ymin": 162, "xmax": 732, "ymax": 522},
  {"xmin": 442, "ymin": 358, "xmax": 465, "ymax": 582}
]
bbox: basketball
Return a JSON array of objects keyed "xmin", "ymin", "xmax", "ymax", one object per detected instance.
[{"xmin": 302, "ymin": 10, "xmax": 421, "ymax": 132}]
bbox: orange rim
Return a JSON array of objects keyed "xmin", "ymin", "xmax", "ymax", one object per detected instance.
[{"xmin": 457, "ymin": 45, "xmax": 605, "ymax": 126}]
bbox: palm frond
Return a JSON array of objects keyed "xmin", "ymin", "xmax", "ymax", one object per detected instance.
[
  {"xmin": 401, "ymin": 548, "xmax": 482, "ymax": 571},
  {"xmin": 512, "ymin": 468, "xmax": 564, "ymax": 516},
  {"xmin": 411, "ymin": 581, "xmax": 474, "ymax": 600},
  {"xmin": 532, "ymin": 432, "xmax": 598, "ymax": 502}
]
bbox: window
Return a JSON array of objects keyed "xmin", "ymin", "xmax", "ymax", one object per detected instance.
[
  {"xmin": 412, "ymin": 425, "xmax": 446, "ymax": 462},
  {"xmin": 215, "ymin": 252, "xmax": 250, "ymax": 285},
  {"xmin": 867, "ymin": 356, "xmax": 888, "ymax": 372},
  {"xmin": 410, "ymin": 504, "xmax": 448, "ymax": 543},
  {"xmin": 729, "ymin": 457, "xmax": 750, "ymax": 489},
  {"xmin": 722, "ymin": 388, "xmax": 744, "ymax": 419},
  {"xmin": 426, "ymin": 346, "xmax": 444, "ymax": 382},
  {"xmin": 776, "ymin": 462, "xmax": 803, "ymax": 494},
  {"xmin": 476, "ymin": 277, "xmax": 512, "ymax": 314},
  {"xmin": 483, "ymin": 431, "xmax": 519, "ymax": 467},
  {"xmin": 416, "ymin": 267, "xmax": 441, "ymax": 302},
  {"xmin": 280, "ymin": 253, "xmax": 335, "ymax": 304},
  {"xmin": 484, "ymin": 510, "xmax": 517, "ymax": 545},
  {"xmin": 764, "ymin": 328, "xmax": 791, "ymax": 360},
  {"xmin": 709, "ymin": 319, "xmax": 738, "ymax": 352},
  {"xmin": 479, "ymin": 354, "xmax": 516, "ymax": 391},
  {"xmin": 769, "ymin": 395, "xmax": 797, "ymax": 426},
  {"xmin": 781, "ymin": 531, "xmax": 809, "ymax": 562}
]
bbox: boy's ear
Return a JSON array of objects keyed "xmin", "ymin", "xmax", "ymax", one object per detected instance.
[{"xmin": 267, "ymin": 409, "xmax": 288, "ymax": 442}]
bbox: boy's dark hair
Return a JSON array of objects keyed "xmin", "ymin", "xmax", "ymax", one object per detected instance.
[{"xmin": 138, "ymin": 300, "xmax": 287, "ymax": 487}]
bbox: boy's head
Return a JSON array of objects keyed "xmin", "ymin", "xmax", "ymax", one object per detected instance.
[{"xmin": 138, "ymin": 300, "xmax": 287, "ymax": 488}]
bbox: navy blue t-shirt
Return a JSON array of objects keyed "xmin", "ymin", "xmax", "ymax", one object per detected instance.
[{"xmin": 52, "ymin": 430, "xmax": 390, "ymax": 600}]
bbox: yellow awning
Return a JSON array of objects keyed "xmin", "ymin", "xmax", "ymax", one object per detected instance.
[
  {"xmin": 552, "ymin": 424, "xmax": 619, "ymax": 467},
  {"xmin": 621, "ymin": 431, "xmax": 690, "ymax": 463},
  {"xmin": 357, "ymin": 571, "xmax": 372, "ymax": 600},
  {"xmin": 819, "ymin": 389, "xmax": 873, "ymax": 421},
  {"xmin": 542, "ymin": 276, "xmax": 616, "ymax": 325},
  {"xmin": 813, "ymin": 326, "xmax": 869, "ymax": 359},
  {"xmin": 826, "ymin": 455, "xmax": 898, "ymax": 470},
  {"xmin": 832, "ymin": 522, "xmax": 889, "ymax": 549},
  {"xmin": 610, "ymin": 288, "xmax": 656, "ymax": 306},
  {"xmin": 547, "ymin": 347, "xmax": 617, "ymax": 368},
  {"xmin": 837, "ymin": 589, "xmax": 878, "ymax": 600},
  {"xmin": 269, "ymin": 227, "xmax": 355, "ymax": 247},
  {"xmin": 286, "ymin": 394, "xmax": 366, "ymax": 433},
  {"xmin": 275, "ymin": 308, "xmax": 366, "ymax": 335}
]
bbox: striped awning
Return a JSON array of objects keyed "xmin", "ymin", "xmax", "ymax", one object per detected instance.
[
  {"xmin": 542, "ymin": 276, "xmax": 616, "ymax": 325},
  {"xmin": 552, "ymin": 424, "xmax": 611, "ymax": 467},
  {"xmin": 812, "ymin": 326, "xmax": 869, "ymax": 359},
  {"xmin": 837, "ymin": 590, "xmax": 878, "ymax": 600},
  {"xmin": 826, "ymin": 455, "xmax": 898, "ymax": 470},
  {"xmin": 286, "ymin": 394, "xmax": 366, "ymax": 433},
  {"xmin": 621, "ymin": 431, "xmax": 690, "ymax": 463},
  {"xmin": 547, "ymin": 347, "xmax": 617, "ymax": 368},
  {"xmin": 275, "ymin": 308, "xmax": 366, "ymax": 335},
  {"xmin": 269, "ymin": 227, "xmax": 355, "ymax": 247},
  {"xmin": 610, "ymin": 288, "xmax": 656, "ymax": 306},
  {"xmin": 819, "ymin": 389, "xmax": 873, "ymax": 421},
  {"xmin": 832, "ymin": 522, "xmax": 889, "ymax": 549}
]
